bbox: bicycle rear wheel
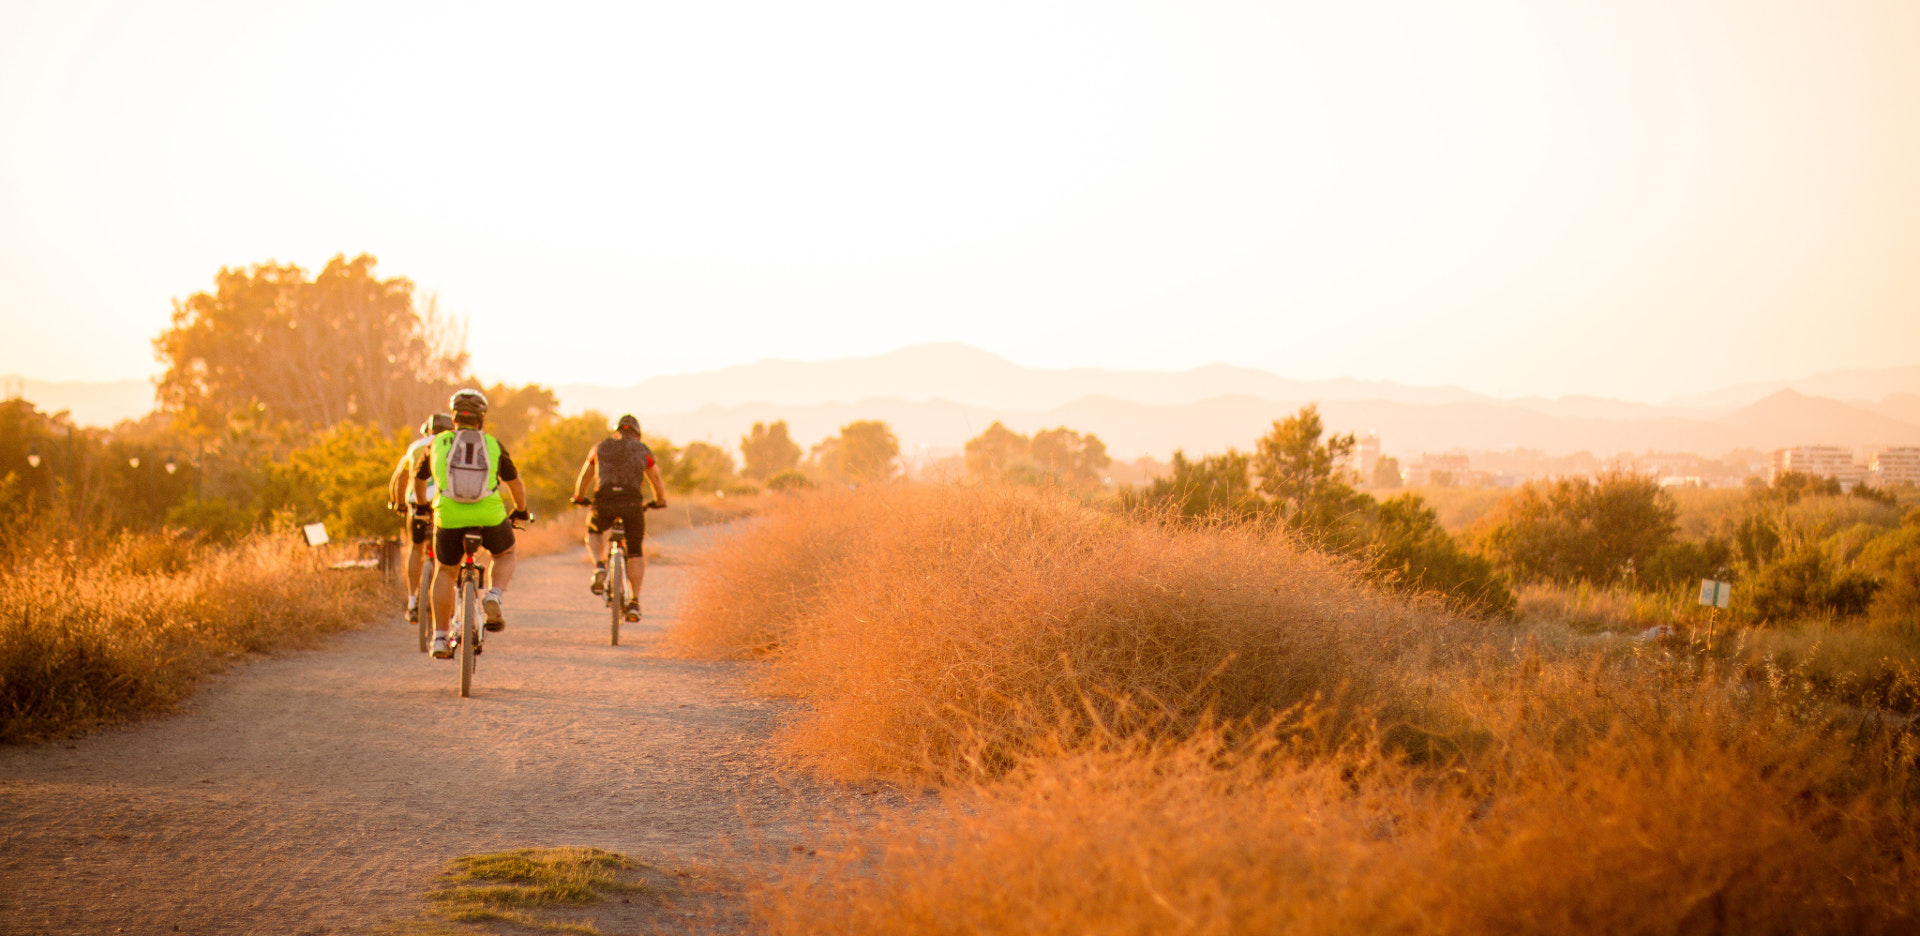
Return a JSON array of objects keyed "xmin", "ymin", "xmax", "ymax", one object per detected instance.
[
  {"xmin": 459, "ymin": 574, "xmax": 478, "ymax": 698},
  {"xmin": 607, "ymin": 544, "xmax": 625, "ymax": 646}
]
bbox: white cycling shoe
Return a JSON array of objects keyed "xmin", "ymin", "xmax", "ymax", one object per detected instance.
[{"xmin": 482, "ymin": 588, "xmax": 506, "ymax": 631}]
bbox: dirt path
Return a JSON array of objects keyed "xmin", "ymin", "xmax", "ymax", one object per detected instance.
[{"xmin": 0, "ymin": 525, "xmax": 827, "ymax": 935}]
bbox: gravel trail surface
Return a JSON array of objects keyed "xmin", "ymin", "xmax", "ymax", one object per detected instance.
[{"xmin": 0, "ymin": 525, "xmax": 818, "ymax": 935}]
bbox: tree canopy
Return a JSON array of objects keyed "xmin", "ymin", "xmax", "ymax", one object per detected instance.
[
  {"xmin": 1253, "ymin": 404, "xmax": 1370, "ymax": 540},
  {"xmin": 740, "ymin": 421, "xmax": 802, "ymax": 482},
  {"xmin": 1474, "ymin": 472, "xmax": 1679, "ymax": 585},
  {"xmin": 810, "ymin": 420, "xmax": 900, "ymax": 485},
  {"xmin": 154, "ymin": 254, "xmax": 466, "ymax": 433}
]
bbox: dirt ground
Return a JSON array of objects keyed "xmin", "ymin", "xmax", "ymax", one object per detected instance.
[{"xmin": 0, "ymin": 524, "xmax": 847, "ymax": 936}]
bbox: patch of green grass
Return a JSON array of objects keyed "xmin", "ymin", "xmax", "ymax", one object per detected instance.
[{"xmin": 384, "ymin": 847, "xmax": 672, "ymax": 936}]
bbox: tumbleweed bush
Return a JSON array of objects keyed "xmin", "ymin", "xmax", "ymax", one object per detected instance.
[{"xmin": 673, "ymin": 484, "xmax": 1465, "ymax": 782}]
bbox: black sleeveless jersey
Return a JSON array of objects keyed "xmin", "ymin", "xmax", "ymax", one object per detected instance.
[{"xmin": 594, "ymin": 437, "xmax": 655, "ymax": 504}]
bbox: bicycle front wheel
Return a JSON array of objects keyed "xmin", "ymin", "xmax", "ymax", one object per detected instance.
[
  {"xmin": 459, "ymin": 575, "xmax": 478, "ymax": 698},
  {"xmin": 608, "ymin": 546, "xmax": 624, "ymax": 646}
]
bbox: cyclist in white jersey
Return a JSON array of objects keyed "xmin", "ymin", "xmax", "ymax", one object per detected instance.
[{"xmin": 389, "ymin": 412, "xmax": 453, "ymax": 624}]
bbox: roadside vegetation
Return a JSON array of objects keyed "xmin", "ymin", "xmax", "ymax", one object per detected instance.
[
  {"xmin": 383, "ymin": 847, "xmax": 677, "ymax": 936},
  {"xmin": 0, "ymin": 252, "xmax": 774, "ymax": 743},
  {"xmin": 671, "ymin": 438, "xmax": 1920, "ymax": 933},
  {"xmin": 0, "ymin": 522, "xmax": 391, "ymax": 742}
]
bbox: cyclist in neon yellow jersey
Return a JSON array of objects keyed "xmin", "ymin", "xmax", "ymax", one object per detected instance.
[{"xmin": 412, "ymin": 388, "xmax": 531, "ymax": 659}]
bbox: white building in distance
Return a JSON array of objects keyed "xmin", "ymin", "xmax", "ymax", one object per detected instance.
[
  {"xmin": 1770, "ymin": 446, "xmax": 1864, "ymax": 486},
  {"xmin": 1872, "ymin": 447, "xmax": 1920, "ymax": 487}
]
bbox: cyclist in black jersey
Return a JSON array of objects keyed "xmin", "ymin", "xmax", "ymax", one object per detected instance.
[{"xmin": 571, "ymin": 415, "xmax": 668, "ymax": 621}]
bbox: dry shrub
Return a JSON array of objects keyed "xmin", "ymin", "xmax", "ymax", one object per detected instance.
[
  {"xmin": 508, "ymin": 515, "xmax": 582, "ymax": 557},
  {"xmin": 666, "ymin": 488, "xmax": 888, "ymax": 658},
  {"xmin": 742, "ymin": 664, "xmax": 1919, "ymax": 936},
  {"xmin": 672, "ymin": 484, "xmax": 1463, "ymax": 782},
  {"xmin": 1516, "ymin": 581, "xmax": 1700, "ymax": 634},
  {"xmin": 0, "ymin": 531, "xmax": 391, "ymax": 742}
]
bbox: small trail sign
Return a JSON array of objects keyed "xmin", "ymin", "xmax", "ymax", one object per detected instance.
[{"xmin": 1698, "ymin": 578, "xmax": 1731, "ymax": 609}]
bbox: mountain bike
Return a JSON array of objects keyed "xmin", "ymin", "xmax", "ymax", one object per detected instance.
[
  {"xmin": 441, "ymin": 514, "xmax": 525, "ymax": 698},
  {"xmin": 449, "ymin": 531, "xmax": 487, "ymax": 697},
  {"xmin": 581, "ymin": 499, "xmax": 662, "ymax": 646}
]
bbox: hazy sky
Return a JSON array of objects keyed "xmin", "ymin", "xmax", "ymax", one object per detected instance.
[{"xmin": 3, "ymin": 0, "xmax": 1917, "ymax": 403}]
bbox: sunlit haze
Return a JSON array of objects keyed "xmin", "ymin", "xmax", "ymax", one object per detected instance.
[{"xmin": 3, "ymin": 0, "xmax": 1918, "ymax": 403}]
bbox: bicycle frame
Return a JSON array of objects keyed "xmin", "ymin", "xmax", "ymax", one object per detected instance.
[
  {"xmin": 605, "ymin": 518, "xmax": 627, "ymax": 645},
  {"xmin": 454, "ymin": 532, "xmax": 485, "ymax": 698}
]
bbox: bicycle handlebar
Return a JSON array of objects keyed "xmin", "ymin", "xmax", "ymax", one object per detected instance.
[{"xmin": 573, "ymin": 497, "xmax": 666, "ymax": 509}]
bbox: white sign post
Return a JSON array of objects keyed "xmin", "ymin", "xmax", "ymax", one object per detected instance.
[
  {"xmin": 1697, "ymin": 578, "xmax": 1731, "ymax": 650},
  {"xmin": 302, "ymin": 522, "xmax": 330, "ymax": 547},
  {"xmin": 1697, "ymin": 579, "xmax": 1730, "ymax": 609}
]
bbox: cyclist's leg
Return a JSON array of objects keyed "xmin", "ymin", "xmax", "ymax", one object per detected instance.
[
  {"xmin": 620, "ymin": 504, "xmax": 647, "ymax": 604},
  {"xmin": 584, "ymin": 505, "xmax": 612, "ymax": 591},
  {"xmin": 478, "ymin": 520, "xmax": 518, "ymax": 593},
  {"xmin": 624, "ymin": 552, "xmax": 646, "ymax": 604},
  {"xmin": 431, "ymin": 526, "xmax": 464, "ymax": 635},
  {"xmin": 405, "ymin": 516, "xmax": 428, "ymax": 603}
]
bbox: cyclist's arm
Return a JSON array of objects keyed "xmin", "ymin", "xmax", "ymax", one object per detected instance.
[
  {"xmin": 387, "ymin": 453, "xmax": 413, "ymax": 507},
  {"xmin": 495, "ymin": 448, "xmax": 528, "ymax": 517},
  {"xmin": 645, "ymin": 463, "xmax": 668, "ymax": 507},
  {"xmin": 572, "ymin": 452, "xmax": 598, "ymax": 502},
  {"xmin": 412, "ymin": 450, "xmax": 432, "ymax": 506}
]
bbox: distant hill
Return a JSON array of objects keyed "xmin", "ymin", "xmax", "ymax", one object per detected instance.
[
  {"xmin": 640, "ymin": 391, "xmax": 1920, "ymax": 462},
  {"xmin": 557, "ymin": 342, "xmax": 1491, "ymax": 413},
  {"xmin": 1716, "ymin": 389, "xmax": 1920, "ymax": 448},
  {"xmin": 1670, "ymin": 365, "xmax": 1920, "ymax": 412},
  {"xmin": 10, "ymin": 346, "xmax": 1919, "ymax": 461},
  {"xmin": 573, "ymin": 344, "xmax": 1920, "ymax": 459}
]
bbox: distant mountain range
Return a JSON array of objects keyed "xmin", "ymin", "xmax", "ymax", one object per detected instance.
[
  {"xmin": 560, "ymin": 344, "xmax": 1920, "ymax": 458},
  {"xmin": 9, "ymin": 345, "xmax": 1920, "ymax": 459}
]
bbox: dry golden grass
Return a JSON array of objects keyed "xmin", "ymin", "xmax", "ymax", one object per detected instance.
[
  {"xmin": 523, "ymin": 496, "xmax": 761, "ymax": 560},
  {"xmin": 511, "ymin": 516, "xmax": 585, "ymax": 558},
  {"xmin": 672, "ymin": 484, "xmax": 1467, "ymax": 783},
  {"xmin": 740, "ymin": 661, "xmax": 1918, "ymax": 936},
  {"xmin": 1516, "ymin": 581, "xmax": 1920, "ymax": 714},
  {"xmin": 1515, "ymin": 581, "xmax": 1702, "ymax": 634},
  {"xmin": 0, "ymin": 530, "xmax": 392, "ymax": 742},
  {"xmin": 673, "ymin": 483, "xmax": 1919, "ymax": 935}
]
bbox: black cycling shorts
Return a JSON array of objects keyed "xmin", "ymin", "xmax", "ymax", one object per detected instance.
[
  {"xmin": 435, "ymin": 520, "xmax": 516, "ymax": 567},
  {"xmin": 587, "ymin": 500, "xmax": 647, "ymax": 543},
  {"xmin": 409, "ymin": 515, "xmax": 432, "ymax": 545}
]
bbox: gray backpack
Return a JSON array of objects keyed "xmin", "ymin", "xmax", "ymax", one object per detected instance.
[{"xmin": 445, "ymin": 429, "xmax": 494, "ymax": 503}]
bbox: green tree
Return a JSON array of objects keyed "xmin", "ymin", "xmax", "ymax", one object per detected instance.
[
  {"xmin": 1371, "ymin": 455, "xmax": 1402, "ymax": 489},
  {"xmin": 811, "ymin": 420, "xmax": 899, "ymax": 484},
  {"xmin": 1253, "ymin": 404, "xmax": 1370, "ymax": 540},
  {"xmin": 266, "ymin": 422, "xmax": 408, "ymax": 538},
  {"xmin": 678, "ymin": 441, "xmax": 738, "ymax": 493},
  {"xmin": 740, "ymin": 420, "xmax": 802, "ymax": 482},
  {"xmin": 154, "ymin": 254, "xmax": 466, "ymax": 433},
  {"xmin": 1368, "ymin": 493, "xmax": 1514, "ymax": 617},
  {"xmin": 1475, "ymin": 473, "xmax": 1679, "ymax": 585},
  {"xmin": 1131, "ymin": 450, "xmax": 1264, "ymax": 521},
  {"xmin": 1869, "ymin": 552, "xmax": 1920, "ymax": 632},
  {"xmin": 1029, "ymin": 427, "xmax": 1111, "ymax": 490},
  {"xmin": 964, "ymin": 421, "xmax": 1030, "ymax": 480},
  {"xmin": 479, "ymin": 382, "xmax": 560, "ymax": 450},
  {"xmin": 647, "ymin": 435, "xmax": 697, "ymax": 492},
  {"xmin": 517, "ymin": 411, "xmax": 609, "ymax": 515}
]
